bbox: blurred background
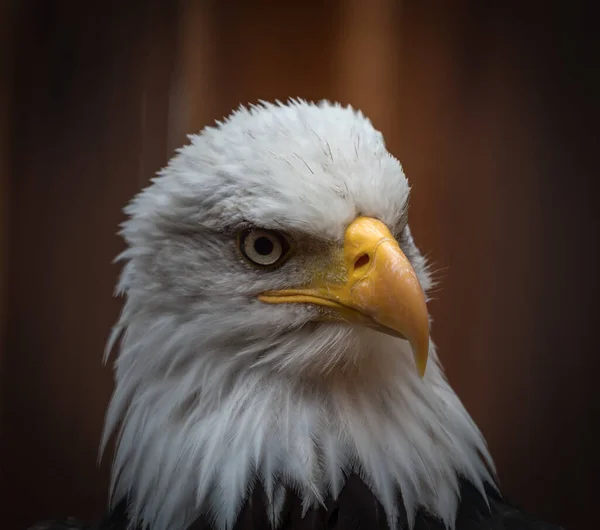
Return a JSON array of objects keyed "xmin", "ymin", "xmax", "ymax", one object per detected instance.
[{"xmin": 0, "ymin": 0, "xmax": 598, "ymax": 528}]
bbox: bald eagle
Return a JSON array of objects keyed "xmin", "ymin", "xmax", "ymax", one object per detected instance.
[{"xmin": 32, "ymin": 100, "xmax": 563, "ymax": 530}]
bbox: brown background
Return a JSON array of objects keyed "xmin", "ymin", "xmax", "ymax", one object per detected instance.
[{"xmin": 1, "ymin": 1, "xmax": 598, "ymax": 528}]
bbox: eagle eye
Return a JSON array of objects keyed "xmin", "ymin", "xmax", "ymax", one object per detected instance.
[{"xmin": 238, "ymin": 229, "xmax": 291, "ymax": 268}]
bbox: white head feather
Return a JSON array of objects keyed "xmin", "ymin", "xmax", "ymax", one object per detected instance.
[{"xmin": 101, "ymin": 100, "xmax": 495, "ymax": 530}]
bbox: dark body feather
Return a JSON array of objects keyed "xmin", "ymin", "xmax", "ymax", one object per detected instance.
[{"xmin": 30, "ymin": 476, "xmax": 564, "ymax": 530}]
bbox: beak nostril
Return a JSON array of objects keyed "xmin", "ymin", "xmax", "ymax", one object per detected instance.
[{"xmin": 354, "ymin": 253, "xmax": 370, "ymax": 271}]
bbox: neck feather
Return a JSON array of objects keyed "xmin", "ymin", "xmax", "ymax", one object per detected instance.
[{"xmin": 102, "ymin": 328, "xmax": 495, "ymax": 530}]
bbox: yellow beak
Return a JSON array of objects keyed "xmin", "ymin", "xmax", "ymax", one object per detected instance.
[{"xmin": 258, "ymin": 217, "xmax": 430, "ymax": 377}]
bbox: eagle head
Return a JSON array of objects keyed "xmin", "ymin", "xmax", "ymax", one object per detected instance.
[{"xmin": 102, "ymin": 100, "xmax": 494, "ymax": 530}]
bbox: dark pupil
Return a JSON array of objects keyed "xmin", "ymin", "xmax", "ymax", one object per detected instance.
[{"xmin": 254, "ymin": 236, "xmax": 274, "ymax": 256}]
